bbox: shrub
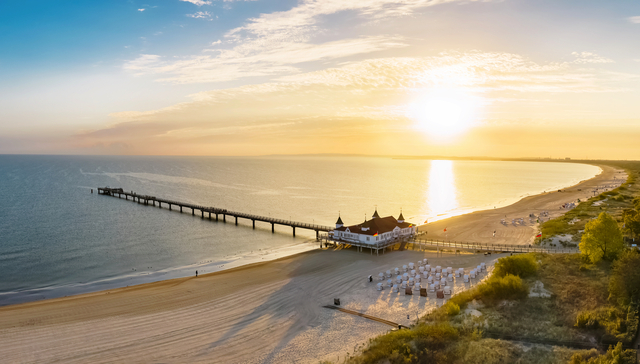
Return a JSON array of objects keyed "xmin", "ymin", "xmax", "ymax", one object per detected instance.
[
  {"xmin": 350, "ymin": 323, "xmax": 459, "ymax": 364},
  {"xmin": 478, "ymin": 274, "xmax": 529, "ymax": 303},
  {"xmin": 570, "ymin": 342, "xmax": 636, "ymax": 364},
  {"xmin": 493, "ymin": 254, "xmax": 538, "ymax": 278},
  {"xmin": 444, "ymin": 301, "xmax": 460, "ymax": 316}
]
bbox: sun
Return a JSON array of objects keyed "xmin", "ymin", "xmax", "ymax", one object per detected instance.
[{"xmin": 408, "ymin": 88, "xmax": 481, "ymax": 138}]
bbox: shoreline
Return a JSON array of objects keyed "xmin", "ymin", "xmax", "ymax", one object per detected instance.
[
  {"xmin": 0, "ymin": 163, "xmax": 625, "ymax": 363},
  {"xmin": 420, "ymin": 164, "xmax": 624, "ymax": 246},
  {"xmin": 0, "ymin": 162, "xmax": 604, "ymax": 307}
]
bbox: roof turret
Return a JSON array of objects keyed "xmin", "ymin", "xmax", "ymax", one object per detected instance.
[{"xmin": 372, "ymin": 209, "xmax": 380, "ymax": 219}]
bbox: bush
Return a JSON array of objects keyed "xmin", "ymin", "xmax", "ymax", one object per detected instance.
[
  {"xmin": 580, "ymin": 212, "xmax": 624, "ymax": 263},
  {"xmin": 349, "ymin": 323, "xmax": 459, "ymax": 364},
  {"xmin": 570, "ymin": 342, "xmax": 636, "ymax": 364},
  {"xmin": 444, "ymin": 301, "xmax": 460, "ymax": 316},
  {"xmin": 493, "ymin": 254, "xmax": 538, "ymax": 278},
  {"xmin": 478, "ymin": 274, "xmax": 529, "ymax": 303}
]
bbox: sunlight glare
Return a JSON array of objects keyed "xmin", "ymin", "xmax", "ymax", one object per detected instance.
[{"xmin": 408, "ymin": 88, "xmax": 482, "ymax": 138}]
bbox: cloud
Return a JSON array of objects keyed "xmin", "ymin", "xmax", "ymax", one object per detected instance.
[
  {"xmin": 571, "ymin": 51, "xmax": 614, "ymax": 64},
  {"xmin": 211, "ymin": 40, "xmax": 222, "ymax": 45},
  {"xmin": 187, "ymin": 11, "xmax": 212, "ymax": 19},
  {"xmin": 180, "ymin": 0, "xmax": 212, "ymax": 6},
  {"xmin": 124, "ymin": 36, "xmax": 407, "ymax": 83},
  {"xmin": 628, "ymin": 16, "xmax": 640, "ymax": 24},
  {"xmin": 95, "ymin": 51, "xmax": 640, "ymax": 155},
  {"xmin": 125, "ymin": 0, "xmax": 488, "ymax": 84},
  {"xmin": 138, "ymin": 8, "xmax": 145, "ymax": 12}
]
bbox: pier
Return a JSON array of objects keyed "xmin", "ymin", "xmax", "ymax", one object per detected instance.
[
  {"xmin": 97, "ymin": 187, "xmax": 332, "ymax": 238},
  {"xmin": 319, "ymin": 234, "xmax": 579, "ymax": 255}
]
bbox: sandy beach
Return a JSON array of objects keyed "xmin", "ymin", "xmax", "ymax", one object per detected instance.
[
  {"xmin": 422, "ymin": 164, "xmax": 625, "ymax": 246},
  {"xmin": 0, "ymin": 163, "xmax": 625, "ymax": 363}
]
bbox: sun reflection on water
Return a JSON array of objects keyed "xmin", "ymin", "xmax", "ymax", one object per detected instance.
[{"xmin": 426, "ymin": 160, "xmax": 458, "ymax": 221}]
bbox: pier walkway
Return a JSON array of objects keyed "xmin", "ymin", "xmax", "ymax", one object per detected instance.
[
  {"xmin": 318, "ymin": 234, "xmax": 579, "ymax": 255},
  {"xmin": 97, "ymin": 187, "xmax": 332, "ymax": 238}
]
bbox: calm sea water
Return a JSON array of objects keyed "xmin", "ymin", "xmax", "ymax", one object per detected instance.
[{"xmin": 0, "ymin": 155, "xmax": 599, "ymax": 305}]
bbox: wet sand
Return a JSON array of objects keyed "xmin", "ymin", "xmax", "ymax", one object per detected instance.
[{"xmin": 0, "ymin": 163, "xmax": 625, "ymax": 363}]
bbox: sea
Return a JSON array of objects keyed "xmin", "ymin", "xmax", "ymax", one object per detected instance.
[{"xmin": 0, "ymin": 155, "xmax": 600, "ymax": 305}]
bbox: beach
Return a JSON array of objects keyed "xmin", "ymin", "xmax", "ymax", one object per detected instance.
[
  {"xmin": 422, "ymin": 165, "xmax": 625, "ymax": 246},
  {"xmin": 0, "ymin": 163, "xmax": 625, "ymax": 363}
]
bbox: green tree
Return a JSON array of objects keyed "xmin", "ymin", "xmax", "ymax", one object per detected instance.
[
  {"xmin": 621, "ymin": 208, "xmax": 640, "ymax": 241},
  {"xmin": 580, "ymin": 212, "xmax": 624, "ymax": 263},
  {"xmin": 609, "ymin": 249, "xmax": 640, "ymax": 306}
]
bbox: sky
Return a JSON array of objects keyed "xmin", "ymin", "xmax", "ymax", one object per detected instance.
[{"xmin": 1, "ymin": 0, "xmax": 639, "ymax": 159}]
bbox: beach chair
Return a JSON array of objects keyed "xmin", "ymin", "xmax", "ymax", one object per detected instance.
[
  {"xmin": 396, "ymin": 275, "xmax": 402, "ymax": 284},
  {"xmin": 410, "ymin": 269, "xmax": 416, "ymax": 277},
  {"xmin": 447, "ymin": 274, "xmax": 453, "ymax": 281},
  {"xmin": 387, "ymin": 279, "xmax": 393, "ymax": 287},
  {"xmin": 408, "ymin": 277, "xmax": 415, "ymax": 287},
  {"xmin": 423, "ymin": 258, "xmax": 428, "ymax": 265},
  {"xmin": 436, "ymin": 290, "xmax": 444, "ymax": 299},
  {"xmin": 409, "ymin": 262, "xmax": 415, "ymax": 270},
  {"xmin": 470, "ymin": 270, "xmax": 476, "ymax": 279},
  {"xmin": 392, "ymin": 284, "xmax": 399, "ymax": 293},
  {"xmin": 436, "ymin": 265, "xmax": 442, "ymax": 273},
  {"xmin": 377, "ymin": 282, "xmax": 384, "ymax": 291},
  {"xmin": 420, "ymin": 288, "xmax": 427, "ymax": 297},
  {"xmin": 429, "ymin": 284, "xmax": 436, "ymax": 292},
  {"xmin": 446, "ymin": 267, "xmax": 453, "ymax": 274},
  {"xmin": 401, "ymin": 280, "xmax": 408, "ymax": 289},
  {"xmin": 405, "ymin": 287, "xmax": 412, "ymax": 295},
  {"xmin": 463, "ymin": 274, "xmax": 469, "ymax": 283},
  {"xmin": 379, "ymin": 272, "xmax": 385, "ymax": 281},
  {"xmin": 402, "ymin": 265, "xmax": 408, "ymax": 272},
  {"xmin": 413, "ymin": 282, "xmax": 421, "ymax": 291},
  {"xmin": 386, "ymin": 270, "xmax": 392, "ymax": 278},
  {"xmin": 422, "ymin": 271, "xmax": 429, "ymax": 279},
  {"xmin": 419, "ymin": 266, "xmax": 425, "ymax": 273},
  {"xmin": 444, "ymin": 286, "xmax": 452, "ymax": 295}
]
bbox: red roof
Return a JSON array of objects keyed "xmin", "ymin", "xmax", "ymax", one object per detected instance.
[{"xmin": 333, "ymin": 216, "xmax": 413, "ymax": 236}]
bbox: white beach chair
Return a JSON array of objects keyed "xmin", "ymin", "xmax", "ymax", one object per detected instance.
[
  {"xmin": 386, "ymin": 270, "xmax": 392, "ymax": 278},
  {"xmin": 446, "ymin": 267, "xmax": 453, "ymax": 274},
  {"xmin": 401, "ymin": 280, "xmax": 408, "ymax": 289},
  {"xmin": 448, "ymin": 274, "xmax": 453, "ymax": 281},
  {"xmin": 394, "ymin": 267, "xmax": 400, "ymax": 275},
  {"xmin": 444, "ymin": 286, "xmax": 452, "ymax": 295},
  {"xmin": 436, "ymin": 265, "xmax": 442, "ymax": 273},
  {"xmin": 429, "ymin": 284, "xmax": 436, "ymax": 292},
  {"xmin": 423, "ymin": 258, "xmax": 428, "ymax": 265},
  {"xmin": 392, "ymin": 284, "xmax": 399, "ymax": 293},
  {"xmin": 408, "ymin": 277, "xmax": 415, "ymax": 287},
  {"xmin": 425, "ymin": 264, "xmax": 431, "ymax": 272},
  {"xmin": 396, "ymin": 275, "xmax": 403, "ymax": 284},
  {"xmin": 410, "ymin": 269, "xmax": 416, "ymax": 277},
  {"xmin": 436, "ymin": 272, "xmax": 441, "ymax": 279},
  {"xmin": 409, "ymin": 262, "xmax": 415, "ymax": 270},
  {"xmin": 463, "ymin": 274, "xmax": 469, "ymax": 283},
  {"xmin": 419, "ymin": 266, "xmax": 425, "ymax": 273},
  {"xmin": 427, "ymin": 276, "xmax": 434, "ymax": 284},
  {"xmin": 387, "ymin": 279, "xmax": 393, "ymax": 287},
  {"xmin": 470, "ymin": 270, "xmax": 476, "ymax": 279},
  {"xmin": 403, "ymin": 265, "xmax": 408, "ymax": 272},
  {"xmin": 379, "ymin": 272, "xmax": 385, "ymax": 281},
  {"xmin": 403, "ymin": 272, "xmax": 409, "ymax": 281},
  {"xmin": 413, "ymin": 282, "xmax": 421, "ymax": 291},
  {"xmin": 377, "ymin": 282, "xmax": 384, "ymax": 291}
]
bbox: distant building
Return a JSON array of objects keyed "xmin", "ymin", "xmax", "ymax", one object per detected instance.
[{"xmin": 330, "ymin": 209, "xmax": 416, "ymax": 246}]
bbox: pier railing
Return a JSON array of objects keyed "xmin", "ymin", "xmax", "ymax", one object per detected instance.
[
  {"xmin": 412, "ymin": 238, "xmax": 579, "ymax": 254},
  {"xmin": 97, "ymin": 187, "xmax": 332, "ymax": 237}
]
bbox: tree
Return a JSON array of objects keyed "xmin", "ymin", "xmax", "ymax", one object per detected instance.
[
  {"xmin": 621, "ymin": 208, "xmax": 640, "ymax": 241},
  {"xmin": 609, "ymin": 248, "xmax": 640, "ymax": 306},
  {"xmin": 580, "ymin": 212, "xmax": 624, "ymax": 263}
]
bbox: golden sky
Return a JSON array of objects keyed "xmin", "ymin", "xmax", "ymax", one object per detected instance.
[{"xmin": 1, "ymin": 0, "xmax": 639, "ymax": 159}]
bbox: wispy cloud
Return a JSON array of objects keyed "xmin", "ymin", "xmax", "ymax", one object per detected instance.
[
  {"xmin": 97, "ymin": 51, "xmax": 640, "ymax": 155},
  {"xmin": 138, "ymin": 8, "xmax": 145, "ymax": 12},
  {"xmin": 125, "ymin": 0, "xmax": 490, "ymax": 84},
  {"xmin": 571, "ymin": 51, "xmax": 614, "ymax": 64},
  {"xmin": 628, "ymin": 16, "xmax": 640, "ymax": 24},
  {"xmin": 187, "ymin": 11, "xmax": 212, "ymax": 19},
  {"xmin": 180, "ymin": 0, "xmax": 212, "ymax": 6}
]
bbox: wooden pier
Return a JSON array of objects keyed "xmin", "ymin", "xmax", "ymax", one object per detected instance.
[
  {"xmin": 318, "ymin": 234, "xmax": 579, "ymax": 255},
  {"xmin": 97, "ymin": 187, "xmax": 332, "ymax": 238}
]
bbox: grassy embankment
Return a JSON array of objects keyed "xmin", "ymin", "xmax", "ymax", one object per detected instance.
[{"xmin": 334, "ymin": 161, "xmax": 640, "ymax": 364}]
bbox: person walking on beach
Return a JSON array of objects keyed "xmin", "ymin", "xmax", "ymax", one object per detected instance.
[{"xmin": 196, "ymin": 270, "xmax": 198, "ymax": 277}]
